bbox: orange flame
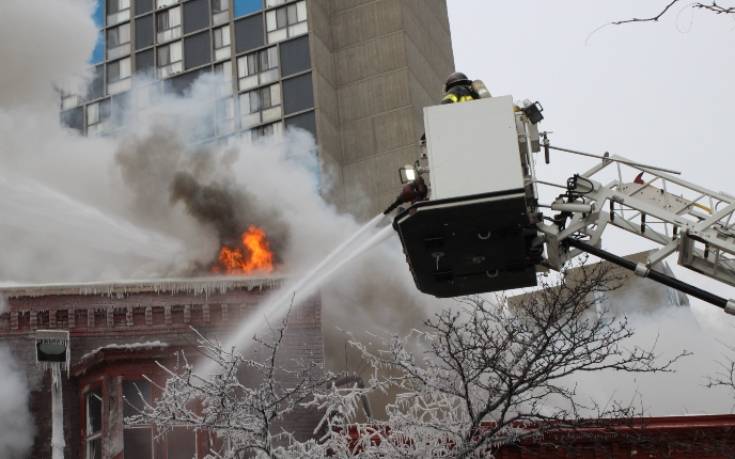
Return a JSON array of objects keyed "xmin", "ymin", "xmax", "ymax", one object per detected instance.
[{"xmin": 212, "ymin": 225, "xmax": 274, "ymax": 275}]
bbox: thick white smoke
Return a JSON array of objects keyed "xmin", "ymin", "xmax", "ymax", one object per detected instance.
[
  {"xmin": 0, "ymin": 346, "xmax": 34, "ymax": 458},
  {"xmin": 568, "ymin": 303, "xmax": 735, "ymax": 416},
  {"xmin": 0, "ymin": 1, "xmax": 99, "ymax": 455}
]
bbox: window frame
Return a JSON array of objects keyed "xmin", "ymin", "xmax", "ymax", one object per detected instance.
[
  {"xmin": 107, "ymin": 0, "xmax": 131, "ymax": 26},
  {"xmin": 86, "ymin": 100, "xmax": 111, "ymax": 136},
  {"xmin": 239, "ymin": 83, "xmax": 282, "ymax": 128},
  {"xmin": 215, "ymin": 60, "xmax": 234, "ymax": 96},
  {"xmin": 213, "ymin": 25, "xmax": 232, "ymax": 61},
  {"xmin": 83, "ymin": 385, "xmax": 104, "ymax": 459},
  {"xmin": 265, "ymin": 0, "xmax": 307, "ymax": 44},
  {"xmin": 122, "ymin": 379, "xmax": 154, "ymax": 459},
  {"xmin": 157, "ymin": 41, "xmax": 183, "ymax": 78},
  {"xmin": 107, "ymin": 22, "xmax": 131, "ymax": 60},
  {"xmin": 212, "ymin": 0, "xmax": 230, "ymax": 25},
  {"xmin": 216, "ymin": 96, "xmax": 238, "ymax": 136},
  {"xmin": 156, "ymin": 6, "xmax": 182, "ymax": 44},
  {"xmin": 237, "ymin": 45, "xmax": 279, "ymax": 91}
]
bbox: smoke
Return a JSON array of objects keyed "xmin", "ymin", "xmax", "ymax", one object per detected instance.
[
  {"xmin": 0, "ymin": 346, "xmax": 34, "ymax": 458},
  {"xmin": 0, "ymin": 0, "xmax": 95, "ymax": 110},
  {"xmin": 562, "ymin": 285, "xmax": 735, "ymax": 416}
]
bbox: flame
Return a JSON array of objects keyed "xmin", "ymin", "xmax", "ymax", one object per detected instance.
[{"xmin": 212, "ymin": 225, "xmax": 274, "ymax": 275}]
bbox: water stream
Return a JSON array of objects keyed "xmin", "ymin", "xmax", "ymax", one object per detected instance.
[
  {"xmin": 202, "ymin": 214, "xmax": 393, "ymax": 374},
  {"xmin": 0, "ymin": 173, "xmax": 183, "ymax": 282}
]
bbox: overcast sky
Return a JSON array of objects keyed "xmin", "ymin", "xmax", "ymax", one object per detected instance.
[{"xmin": 448, "ymin": 0, "xmax": 735, "ymax": 329}]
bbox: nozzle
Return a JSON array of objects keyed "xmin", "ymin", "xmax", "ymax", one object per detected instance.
[
  {"xmin": 383, "ymin": 177, "xmax": 428, "ymax": 215},
  {"xmin": 383, "ymin": 198, "xmax": 403, "ymax": 215}
]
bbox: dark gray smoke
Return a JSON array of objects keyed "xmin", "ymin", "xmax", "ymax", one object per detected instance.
[
  {"xmin": 170, "ymin": 172, "xmax": 243, "ymax": 245},
  {"xmin": 169, "ymin": 171, "xmax": 287, "ymax": 261},
  {"xmin": 115, "ymin": 127, "xmax": 288, "ymax": 272}
]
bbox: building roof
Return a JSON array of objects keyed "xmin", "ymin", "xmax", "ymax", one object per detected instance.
[{"xmin": 0, "ymin": 276, "xmax": 284, "ymax": 299}]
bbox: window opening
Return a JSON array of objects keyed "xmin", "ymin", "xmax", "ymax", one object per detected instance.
[
  {"xmin": 123, "ymin": 380, "xmax": 153, "ymax": 459},
  {"xmin": 157, "ymin": 6, "xmax": 182, "ymax": 44},
  {"xmin": 107, "ymin": 22, "xmax": 131, "ymax": 60},
  {"xmin": 212, "ymin": 0, "xmax": 231, "ymax": 25},
  {"xmin": 265, "ymin": 0, "xmax": 307, "ymax": 44},
  {"xmin": 107, "ymin": 0, "xmax": 131, "ymax": 26},
  {"xmin": 85, "ymin": 388, "xmax": 103, "ymax": 459},
  {"xmin": 237, "ymin": 46, "xmax": 278, "ymax": 91},
  {"xmin": 107, "ymin": 57, "xmax": 132, "ymax": 95},
  {"xmin": 157, "ymin": 41, "xmax": 183, "ymax": 78},
  {"xmin": 240, "ymin": 83, "xmax": 281, "ymax": 128},
  {"xmin": 213, "ymin": 25, "xmax": 231, "ymax": 61}
]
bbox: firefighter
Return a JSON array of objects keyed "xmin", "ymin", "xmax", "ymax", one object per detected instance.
[{"xmin": 441, "ymin": 71, "xmax": 480, "ymax": 104}]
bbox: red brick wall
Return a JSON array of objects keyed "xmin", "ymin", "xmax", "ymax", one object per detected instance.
[{"xmin": 0, "ymin": 279, "xmax": 323, "ymax": 458}]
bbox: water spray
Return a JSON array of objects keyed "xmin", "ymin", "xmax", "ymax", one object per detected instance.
[{"xmin": 201, "ymin": 213, "xmax": 388, "ymax": 374}]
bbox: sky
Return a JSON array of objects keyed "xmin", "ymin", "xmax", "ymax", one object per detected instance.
[{"xmin": 448, "ymin": 0, "xmax": 735, "ymax": 329}]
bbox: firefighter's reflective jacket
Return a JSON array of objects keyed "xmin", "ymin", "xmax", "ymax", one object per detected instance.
[{"xmin": 441, "ymin": 85, "xmax": 479, "ymax": 104}]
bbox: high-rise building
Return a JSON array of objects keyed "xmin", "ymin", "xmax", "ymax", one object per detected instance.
[{"xmin": 60, "ymin": 0, "xmax": 455, "ymax": 217}]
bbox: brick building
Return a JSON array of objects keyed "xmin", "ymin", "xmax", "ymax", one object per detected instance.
[
  {"xmin": 494, "ymin": 415, "xmax": 735, "ymax": 458},
  {"xmin": 0, "ymin": 277, "xmax": 322, "ymax": 458}
]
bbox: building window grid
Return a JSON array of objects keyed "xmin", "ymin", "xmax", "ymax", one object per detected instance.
[
  {"xmin": 250, "ymin": 120, "xmax": 283, "ymax": 141},
  {"xmin": 156, "ymin": 0, "xmax": 179, "ymax": 9},
  {"xmin": 265, "ymin": 0, "xmax": 307, "ymax": 44},
  {"xmin": 107, "ymin": 57, "xmax": 133, "ymax": 95},
  {"xmin": 216, "ymin": 96, "xmax": 238, "ymax": 136},
  {"xmin": 107, "ymin": 22, "xmax": 131, "ymax": 60},
  {"xmin": 157, "ymin": 40, "xmax": 183, "ymax": 78},
  {"xmin": 212, "ymin": 0, "xmax": 231, "ymax": 25},
  {"xmin": 240, "ymin": 83, "xmax": 282, "ymax": 129},
  {"xmin": 215, "ymin": 60, "xmax": 234, "ymax": 96},
  {"xmin": 75, "ymin": 0, "xmax": 313, "ymax": 140},
  {"xmin": 62, "ymin": 94, "xmax": 82, "ymax": 110},
  {"xmin": 108, "ymin": 0, "xmax": 131, "ymax": 26},
  {"xmin": 86, "ymin": 100, "xmax": 110, "ymax": 136},
  {"xmin": 237, "ymin": 45, "xmax": 278, "ymax": 91},
  {"xmin": 213, "ymin": 25, "xmax": 232, "ymax": 61},
  {"xmin": 156, "ymin": 6, "xmax": 182, "ymax": 44}
]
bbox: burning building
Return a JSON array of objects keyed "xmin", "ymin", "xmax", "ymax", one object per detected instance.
[{"xmin": 0, "ymin": 277, "xmax": 322, "ymax": 458}]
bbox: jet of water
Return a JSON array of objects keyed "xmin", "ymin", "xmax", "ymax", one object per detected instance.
[{"xmin": 201, "ymin": 214, "xmax": 390, "ymax": 374}]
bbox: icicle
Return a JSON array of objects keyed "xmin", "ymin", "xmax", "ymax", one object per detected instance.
[{"xmin": 51, "ymin": 364, "xmax": 65, "ymax": 459}]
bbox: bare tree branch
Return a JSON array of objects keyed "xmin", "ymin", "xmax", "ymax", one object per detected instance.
[
  {"xmin": 611, "ymin": 0, "xmax": 735, "ymax": 26},
  {"xmin": 612, "ymin": 0, "xmax": 683, "ymax": 25},
  {"xmin": 695, "ymin": 1, "xmax": 735, "ymax": 14}
]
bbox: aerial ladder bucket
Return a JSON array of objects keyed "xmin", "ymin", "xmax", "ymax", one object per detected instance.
[{"xmin": 393, "ymin": 96, "xmax": 543, "ymax": 297}]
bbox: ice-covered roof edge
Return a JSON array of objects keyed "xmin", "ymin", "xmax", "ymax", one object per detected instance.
[{"xmin": 0, "ymin": 276, "xmax": 285, "ymax": 299}]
